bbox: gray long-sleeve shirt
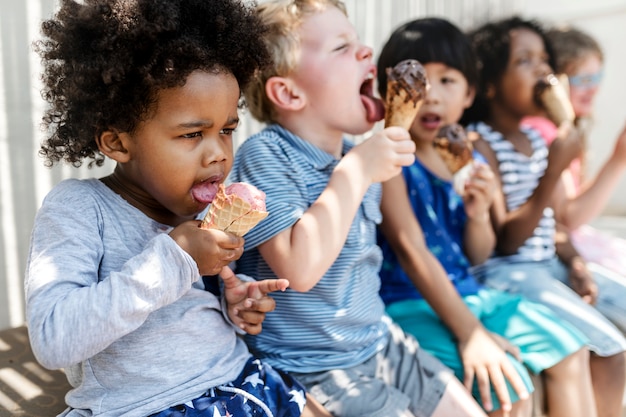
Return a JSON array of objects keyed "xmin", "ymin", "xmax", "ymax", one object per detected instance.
[{"xmin": 25, "ymin": 178, "xmax": 250, "ymax": 416}]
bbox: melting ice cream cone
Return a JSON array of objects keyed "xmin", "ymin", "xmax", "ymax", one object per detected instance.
[
  {"xmin": 384, "ymin": 59, "xmax": 428, "ymax": 130},
  {"xmin": 534, "ymin": 73, "xmax": 575, "ymax": 126},
  {"xmin": 201, "ymin": 183, "xmax": 268, "ymax": 237},
  {"xmin": 433, "ymin": 124, "xmax": 475, "ymax": 195}
]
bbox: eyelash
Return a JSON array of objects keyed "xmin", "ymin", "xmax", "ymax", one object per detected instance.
[
  {"xmin": 180, "ymin": 127, "xmax": 237, "ymax": 139},
  {"xmin": 220, "ymin": 128, "xmax": 236, "ymax": 136},
  {"xmin": 334, "ymin": 43, "xmax": 350, "ymax": 52},
  {"xmin": 181, "ymin": 132, "xmax": 202, "ymax": 139}
]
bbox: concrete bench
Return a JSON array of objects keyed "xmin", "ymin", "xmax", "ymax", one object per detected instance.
[
  {"xmin": 0, "ymin": 325, "xmax": 70, "ymax": 416},
  {"xmin": 2, "ymin": 325, "xmax": 624, "ymax": 417}
]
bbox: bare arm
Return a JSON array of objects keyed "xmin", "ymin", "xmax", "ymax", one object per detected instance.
[
  {"xmin": 462, "ymin": 163, "xmax": 497, "ymax": 265},
  {"xmin": 558, "ymin": 121, "xmax": 626, "ymax": 228},
  {"xmin": 553, "ymin": 225, "xmax": 598, "ymax": 304},
  {"xmin": 477, "ymin": 124, "xmax": 582, "ymax": 255},
  {"xmin": 380, "ymin": 175, "xmax": 527, "ymax": 412},
  {"xmin": 259, "ymin": 128, "xmax": 415, "ymax": 292}
]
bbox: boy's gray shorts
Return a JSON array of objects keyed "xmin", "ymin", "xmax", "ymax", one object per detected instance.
[{"xmin": 290, "ymin": 322, "xmax": 454, "ymax": 417}]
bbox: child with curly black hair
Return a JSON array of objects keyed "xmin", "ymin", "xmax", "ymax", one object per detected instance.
[
  {"xmin": 26, "ymin": 1, "xmax": 330, "ymax": 416},
  {"xmin": 462, "ymin": 16, "xmax": 626, "ymax": 417}
]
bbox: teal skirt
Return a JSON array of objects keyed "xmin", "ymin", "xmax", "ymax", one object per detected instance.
[{"xmin": 386, "ymin": 288, "xmax": 588, "ymax": 410}]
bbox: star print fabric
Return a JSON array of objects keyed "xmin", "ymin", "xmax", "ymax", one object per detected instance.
[{"xmin": 150, "ymin": 358, "xmax": 306, "ymax": 417}]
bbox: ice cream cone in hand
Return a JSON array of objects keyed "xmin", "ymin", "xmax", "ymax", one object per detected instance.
[
  {"xmin": 201, "ymin": 183, "xmax": 268, "ymax": 237},
  {"xmin": 534, "ymin": 73, "xmax": 575, "ymax": 126},
  {"xmin": 433, "ymin": 124, "xmax": 475, "ymax": 195},
  {"xmin": 384, "ymin": 59, "xmax": 429, "ymax": 130}
]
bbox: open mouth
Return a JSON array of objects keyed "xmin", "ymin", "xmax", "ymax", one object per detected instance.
[
  {"xmin": 360, "ymin": 75, "xmax": 385, "ymax": 123},
  {"xmin": 191, "ymin": 179, "xmax": 221, "ymax": 204},
  {"xmin": 420, "ymin": 113, "xmax": 442, "ymax": 130}
]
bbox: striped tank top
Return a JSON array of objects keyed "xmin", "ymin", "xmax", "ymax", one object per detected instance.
[{"xmin": 468, "ymin": 121, "xmax": 555, "ymax": 263}]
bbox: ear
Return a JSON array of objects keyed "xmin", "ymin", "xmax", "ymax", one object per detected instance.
[
  {"xmin": 265, "ymin": 76, "xmax": 306, "ymax": 111},
  {"xmin": 95, "ymin": 130, "xmax": 132, "ymax": 163},
  {"xmin": 463, "ymin": 86, "xmax": 477, "ymax": 109},
  {"xmin": 486, "ymin": 83, "xmax": 496, "ymax": 99}
]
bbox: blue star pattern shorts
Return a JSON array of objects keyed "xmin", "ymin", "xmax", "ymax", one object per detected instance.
[{"xmin": 151, "ymin": 358, "xmax": 306, "ymax": 417}]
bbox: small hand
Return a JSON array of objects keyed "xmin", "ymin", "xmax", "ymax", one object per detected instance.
[
  {"xmin": 463, "ymin": 162, "xmax": 496, "ymax": 220},
  {"xmin": 569, "ymin": 257, "xmax": 597, "ymax": 304},
  {"xmin": 458, "ymin": 327, "xmax": 528, "ymax": 413},
  {"xmin": 221, "ymin": 266, "xmax": 289, "ymax": 334},
  {"xmin": 548, "ymin": 123, "xmax": 584, "ymax": 174},
  {"xmin": 490, "ymin": 332, "xmax": 522, "ymax": 362},
  {"xmin": 350, "ymin": 127, "xmax": 415, "ymax": 184},
  {"xmin": 169, "ymin": 221, "xmax": 244, "ymax": 276}
]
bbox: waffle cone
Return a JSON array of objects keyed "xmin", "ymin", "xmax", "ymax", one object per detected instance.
[
  {"xmin": 201, "ymin": 185, "xmax": 268, "ymax": 237},
  {"xmin": 434, "ymin": 145, "xmax": 472, "ymax": 174},
  {"xmin": 538, "ymin": 74, "xmax": 575, "ymax": 126},
  {"xmin": 452, "ymin": 162, "xmax": 474, "ymax": 196},
  {"xmin": 384, "ymin": 86, "xmax": 424, "ymax": 130},
  {"xmin": 433, "ymin": 125, "xmax": 474, "ymax": 175}
]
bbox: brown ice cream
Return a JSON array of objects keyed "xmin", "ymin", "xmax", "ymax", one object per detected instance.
[
  {"xmin": 534, "ymin": 74, "xmax": 575, "ymax": 126},
  {"xmin": 384, "ymin": 59, "xmax": 428, "ymax": 130},
  {"xmin": 433, "ymin": 124, "xmax": 474, "ymax": 174},
  {"xmin": 433, "ymin": 124, "xmax": 475, "ymax": 195}
]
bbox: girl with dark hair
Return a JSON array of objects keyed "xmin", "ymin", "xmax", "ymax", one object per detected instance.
[
  {"xmin": 524, "ymin": 25, "xmax": 626, "ymax": 335},
  {"xmin": 463, "ymin": 15, "xmax": 626, "ymax": 417}
]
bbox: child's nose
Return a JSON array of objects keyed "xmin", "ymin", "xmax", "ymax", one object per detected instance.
[
  {"xmin": 357, "ymin": 44, "xmax": 373, "ymax": 61},
  {"xmin": 424, "ymin": 83, "xmax": 440, "ymax": 104},
  {"xmin": 202, "ymin": 138, "xmax": 228, "ymax": 167},
  {"xmin": 537, "ymin": 60, "xmax": 552, "ymax": 77}
]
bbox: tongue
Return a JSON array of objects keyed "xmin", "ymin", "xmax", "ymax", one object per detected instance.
[
  {"xmin": 191, "ymin": 182, "xmax": 219, "ymax": 204},
  {"xmin": 361, "ymin": 94, "xmax": 386, "ymax": 123}
]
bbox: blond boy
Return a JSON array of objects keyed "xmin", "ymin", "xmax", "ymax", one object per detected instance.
[{"xmin": 232, "ymin": 1, "xmax": 489, "ymax": 416}]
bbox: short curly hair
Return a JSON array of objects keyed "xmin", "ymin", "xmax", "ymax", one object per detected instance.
[
  {"xmin": 461, "ymin": 16, "xmax": 555, "ymax": 125},
  {"xmin": 35, "ymin": 0, "xmax": 270, "ymax": 167}
]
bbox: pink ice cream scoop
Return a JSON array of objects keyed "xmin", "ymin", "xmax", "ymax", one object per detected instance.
[
  {"xmin": 200, "ymin": 182, "xmax": 268, "ymax": 236},
  {"xmin": 224, "ymin": 182, "xmax": 267, "ymax": 212}
]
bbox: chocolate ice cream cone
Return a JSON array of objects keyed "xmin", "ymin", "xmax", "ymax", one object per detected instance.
[
  {"xmin": 384, "ymin": 59, "xmax": 428, "ymax": 130},
  {"xmin": 433, "ymin": 124, "xmax": 475, "ymax": 195}
]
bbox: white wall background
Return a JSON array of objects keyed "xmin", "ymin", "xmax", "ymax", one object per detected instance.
[{"xmin": 0, "ymin": 0, "xmax": 623, "ymax": 330}]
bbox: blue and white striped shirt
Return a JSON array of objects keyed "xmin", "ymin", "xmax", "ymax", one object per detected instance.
[
  {"xmin": 468, "ymin": 121, "xmax": 555, "ymax": 264},
  {"xmin": 230, "ymin": 124, "xmax": 390, "ymax": 373}
]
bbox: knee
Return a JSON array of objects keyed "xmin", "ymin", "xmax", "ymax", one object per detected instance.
[
  {"xmin": 547, "ymin": 348, "xmax": 590, "ymax": 378},
  {"xmin": 590, "ymin": 351, "xmax": 626, "ymax": 375}
]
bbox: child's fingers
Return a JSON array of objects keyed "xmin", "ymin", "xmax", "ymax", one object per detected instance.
[
  {"xmin": 383, "ymin": 126, "xmax": 411, "ymax": 141},
  {"xmin": 245, "ymin": 296, "xmax": 277, "ymax": 314},
  {"xmin": 254, "ymin": 278, "xmax": 289, "ymax": 296},
  {"xmin": 463, "ymin": 366, "xmax": 476, "ymax": 394},
  {"xmin": 473, "ymin": 367, "xmax": 494, "ymax": 412},
  {"xmin": 243, "ymin": 279, "xmax": 288, "ymax": 307},
  {"xmin": 489, "ymin": 370, "xmax": 511, "ymax": 413},
  {"xmin": 498, "ymin": 360, "xmax": 529, "ymax": 405},
  {"xmin": 237, "ymin": 309, "xmax": 265, "ymax": 327},
  {"xmin": 218, "ymin": 266, "xmax": 240, "ymax": 290}
]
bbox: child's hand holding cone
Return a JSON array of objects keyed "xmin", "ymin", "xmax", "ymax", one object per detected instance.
[{"xmin": 384, "ymin": 59, "xmax": 429, "ymax": 130}]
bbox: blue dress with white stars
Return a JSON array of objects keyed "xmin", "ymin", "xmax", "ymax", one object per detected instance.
[{"xmin": 150, "ymin": 357, "xmax": 306, "ymax": 417}]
